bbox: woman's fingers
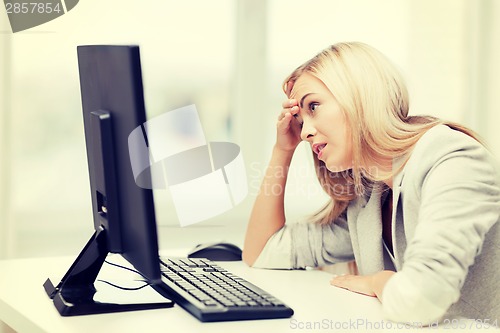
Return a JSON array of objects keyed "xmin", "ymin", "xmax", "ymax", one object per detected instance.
[
  {"xmin": 276, "ymin": 96, "xmax": 302, "ymax": 151},
  {"xmin": 277, "ymin": 81, "xmax": 298, "ymax": 130},
  {"xmin": 277, "ymin": 112, "xmax": 292, "ymax": 131},
  {"xmin": 278, "ymin": 99, "xmax": 299, "ymax": 122},
  {"xmin": 281, "ymin": 98, "xmax": 298, "ymax": 109},
  {"xmin": 330, "ymin": 274, "xmax": 377, "ymax": 297}
]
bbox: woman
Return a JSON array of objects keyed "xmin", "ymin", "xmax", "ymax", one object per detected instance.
[{"xmin": 242, "ymin": 42, "xmax": 500, "ymax": 325}]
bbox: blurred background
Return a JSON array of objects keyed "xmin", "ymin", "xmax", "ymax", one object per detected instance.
[{"xmin": 0, "ymin": 0, "xmax": 499, "ymax": 263}]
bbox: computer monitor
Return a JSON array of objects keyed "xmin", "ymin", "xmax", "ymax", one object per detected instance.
[{"xmin": 43, "ymin": 45, "xmax": 174, "ymax": 316}]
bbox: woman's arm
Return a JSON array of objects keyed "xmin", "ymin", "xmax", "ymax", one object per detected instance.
[
  {"xmin": 242, "ymin": 146, "xmax": 294, "ymax": 266},
  {"xmin": 242, "ymin": 97, "xmax": 302, "ymax": 266}
]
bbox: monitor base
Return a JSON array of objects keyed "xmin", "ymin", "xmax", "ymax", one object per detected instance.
[{"xmin": 44, "ymin": 228, "xmax": 174, "ymax": 316}]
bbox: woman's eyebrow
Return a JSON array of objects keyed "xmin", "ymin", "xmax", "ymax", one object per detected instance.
[{"xmin": 299, "ymin": 93, "xmax": 316, "ymax": 108}]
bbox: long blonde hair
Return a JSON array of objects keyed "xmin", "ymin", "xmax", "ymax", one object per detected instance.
[{"xmin": 283, "ymin": 42, "xmax": 482, "ymax": 225}]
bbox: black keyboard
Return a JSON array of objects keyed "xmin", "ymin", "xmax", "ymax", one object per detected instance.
[{"xmin": 157, "ymin": 257, "xmax": 294, "ymax": 322}]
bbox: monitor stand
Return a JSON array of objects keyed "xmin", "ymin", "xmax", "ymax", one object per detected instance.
[
  {"xmin": 43, "ymin": 227, "xmax": 174, "ymax": 316},
  {"xmin": 43, "ymin": 111, "xmax": 174, "ymax": 316}
]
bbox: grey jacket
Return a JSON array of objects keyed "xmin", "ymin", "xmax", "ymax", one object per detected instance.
[{"xmin": 253, "ymin": 125, "xmax": 500, "ymax": 324}]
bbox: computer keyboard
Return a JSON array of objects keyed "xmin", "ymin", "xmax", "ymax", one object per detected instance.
[{"xmin": 158, "ymin": 257, "xmax": 294, "ymax": 322}]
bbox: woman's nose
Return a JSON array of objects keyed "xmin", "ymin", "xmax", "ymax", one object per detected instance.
[{"xmin": 300, "ymin": 120, "xmax": 317, "ymax": 142}]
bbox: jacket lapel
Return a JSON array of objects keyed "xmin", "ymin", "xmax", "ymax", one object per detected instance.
[
  {"xmin": 348, "ymin": 154, "xmax": 409, "ymax": 275},
  {"xmin": 392, "ymin": 158, "xmax": 407, "ymax": 270},
  {"xmin": 347, "ymin": 186, "xmax": 384, "ymax": 275}
]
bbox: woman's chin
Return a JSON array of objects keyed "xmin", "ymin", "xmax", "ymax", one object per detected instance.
[{"xmin": 324, "ymin": 161, "xmax": 352, "ymax": 173}]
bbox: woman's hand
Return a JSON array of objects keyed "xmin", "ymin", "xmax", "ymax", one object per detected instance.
[
  {"xmin": 330, "ymin": 271, "xmax": 395, "ymax": 299},
  {"xmin": 330, "ymin": 274, "xmax": 377, "ymax": 297},
  {"xmin": 276, "ymin": 82, "xmax": 302, "ymax": 153}
]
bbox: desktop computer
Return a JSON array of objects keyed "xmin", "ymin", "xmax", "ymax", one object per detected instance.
[{"xmin": 43, "ymin": 45, "xmax": 294, "ymax": 322}]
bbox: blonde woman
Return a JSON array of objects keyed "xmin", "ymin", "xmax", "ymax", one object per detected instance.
[{"xmin": 243, "ymin": 42, "xmax": 500, "ymax": 325}]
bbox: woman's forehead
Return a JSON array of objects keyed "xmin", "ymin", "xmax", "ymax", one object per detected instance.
[{"xmin": 290, "ymin": 73, "xmax": 328, "ymax": 99}]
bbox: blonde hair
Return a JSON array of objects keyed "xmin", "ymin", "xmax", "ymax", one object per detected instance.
[{"xmin": 283, "ymin": 42, "xmax": 482, "ymax": 225}]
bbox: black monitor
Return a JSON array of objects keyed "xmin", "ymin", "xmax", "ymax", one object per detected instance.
[{"xmin": 43, "ymin": 45, "xmax": 174, "ymax": 315}]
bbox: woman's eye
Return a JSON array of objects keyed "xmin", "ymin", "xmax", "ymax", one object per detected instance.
[{"xmin": 309, "ymin": 102, "xmax": 319, "ymax": 112}]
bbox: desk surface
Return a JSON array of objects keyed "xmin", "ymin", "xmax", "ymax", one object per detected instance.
[{"xmin": 0, "ymin": 254, "xmax": 497, "ymax": 333}]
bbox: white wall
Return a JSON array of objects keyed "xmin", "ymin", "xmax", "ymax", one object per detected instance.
[
  {"xmin": 0, "ymin": 6, "xmax": 12, "ymax": 260},
  {"xmin": 482, "ymin": 0, "xmax": 500, "ymax": 158}
]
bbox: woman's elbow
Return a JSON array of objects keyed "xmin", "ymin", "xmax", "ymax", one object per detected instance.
[
  {"xmin": 381, "ymin": 274, "xmax": 452, "ymax": 326},
  {"xmin": 242, "ymin": 249, "xmax": 257, "ymax": 267},
  {"xmin": 382, "ymin": 301, "xmax": 447, "ymax": 326}
]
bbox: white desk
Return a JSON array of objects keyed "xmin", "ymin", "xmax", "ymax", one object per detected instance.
[{"xmin": 0, "ymin": 255, "xmax": 497, "ymax": 333}]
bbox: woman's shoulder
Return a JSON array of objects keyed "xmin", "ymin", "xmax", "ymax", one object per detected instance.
[
  {"xmin": 416, "ymin": 124, "xmax": 481, "ymax": 152},
  {"xmin": 409, "ymin": 124, "xmax": 491, "ymax": 165},
  {"xmin": 399, "ymin": 124, "xmax": 499, "ymax": 186}
]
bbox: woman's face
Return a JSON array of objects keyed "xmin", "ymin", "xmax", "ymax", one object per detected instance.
[{"xmin": 289, "ymin": 73, "xmax": 353, "ymax": 172}]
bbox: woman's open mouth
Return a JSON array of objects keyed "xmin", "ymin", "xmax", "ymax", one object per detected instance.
[{"xmin": 313, "ymin": 143, "xmax": 327, "ymax": 159}]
